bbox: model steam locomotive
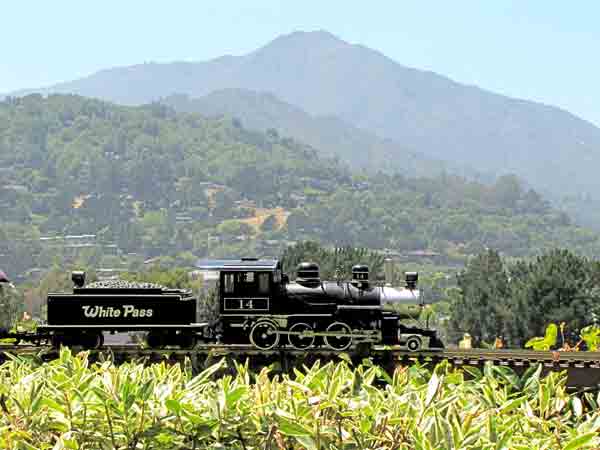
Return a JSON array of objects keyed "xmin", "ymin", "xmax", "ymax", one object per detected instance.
[{"xmin": 2, "ymin": 258, "xmax": 443, "ymax": 351}]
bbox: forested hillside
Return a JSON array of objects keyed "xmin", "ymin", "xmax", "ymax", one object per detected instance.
[
  {"xmin": 2, "ymin": 94, "xmax": 600, "ymax": 280},
  {"xmin": 10, "ymin": 30, "xmax": 600, "ymax": 210},
  {"xmin": 162, "ymin": 90, "xmax": 480, "ymax": 180}
]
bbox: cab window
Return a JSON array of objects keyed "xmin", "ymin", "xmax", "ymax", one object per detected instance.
[
  {"xmin": 223, "ymin": 271, "xmax": 271, "ymax": 296},
  {"xmin": 258, "ymin": 273, "xmax": 270, "ymax": 294},
  {"xmin": 224, "ymin": 273, "xmax": 235, "ymax": 293}
]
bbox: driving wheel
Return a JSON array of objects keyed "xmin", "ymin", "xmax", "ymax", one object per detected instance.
[
  {"xmin": 178, "ymin": 333, "xmax": 197, "ymax": 349},
  {"xmin": 288, "ymin": 323, "xmax": 315, "ymax": 349},
  {"xmin": 406, "ymin": 336, "xmax": 422, "ymax": 352},
  {"xmin": 250, "ymin": 321, "xmax": 279, "ymax": 350},
  {"xmin": 324, "ymin": 322, "xmax": 352, "ymax": 351}
]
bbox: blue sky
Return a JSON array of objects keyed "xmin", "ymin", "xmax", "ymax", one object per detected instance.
[{"xmin": 2, "ymin": 1, "xmax": 599, "ymax": 125}]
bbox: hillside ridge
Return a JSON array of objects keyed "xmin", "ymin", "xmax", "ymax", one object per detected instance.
[
  {"xmin": 2, "ymin": 95, "xmax": 600, "ymax": 280},
  {"xmin": 5, "ymin": 30, "xmax": 600, "ymax": 211}
]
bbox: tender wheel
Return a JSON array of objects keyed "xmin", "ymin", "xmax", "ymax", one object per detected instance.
[
  {"xmin": 406, "ymin": 336, "xmax": 422, "ymax": 352},
  {"xmin": 288, "ymin": 323, "xmax": 315, "ymax": 349},
  {"xmin": 250, "ymin": 321, "xmax": 279, "ymax": 350},
  {"xmin": 83, "ymin": 333, "xmax": 104, "ymax": 349},
  {"xmin": 51, "ymin": 334, "xmax": 67, "ymax": 348},
  {"xmin": 178, "ymin": 333, "xmax": 197, "ymax": 349},
  {"xmin": 324, "ymin": 322, "xmax": 352, "ymax": 351},
  {"xmin": 147, "ymin": 332, "xmax": 165, "ymax": 349}
]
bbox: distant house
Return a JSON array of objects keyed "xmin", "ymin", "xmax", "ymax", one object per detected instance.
[
  {"xmin": 401, "ymin": 250, "xmax": 443, "ymax": 263},
  {"xmin": 404, "ymin": 250, "xmax": 441, "ymax": 258},
  {"xmin": 96, "ymin": 268, "xmax": 128, "ymax": 280},
  {"xmin": 143, "ymin": 257, "xmax": 161, "ymax": 265},
  {"xmin": 175, "ymin": 215, "xmax": 194, "ymax": 223},
  {"xmin": 3, "ymin": 184, "xmax": 28, "ymax": 193}
]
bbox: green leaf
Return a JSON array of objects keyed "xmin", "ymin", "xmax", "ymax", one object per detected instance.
[
  {"xmin": 285, "ymin": 379, "xmax": 312, "ymax": 393},
  {"xmin": 296, "ymin": 435, "xmax": 317, "ymax": 450},
  {"xmin": 570, "ymin": 397, "xmax": 583, "ymax": 417},
  {"xmin": 498, "ymin": 396, "xmax": 526, "ymax": 413},
  {"xmin": 225, "ymin": 385, "xmax": 247, "ymax": 408},
  {"xmin": 165, "ymin": 399, "xmax": 181, "ymax": 415},
  {"xmin": 425, "ymin": 373, "xmax": 441, "ymax": 408},
  {"xmin": 563, "ymin": 432, "xmax": 597, "ymax": 450},
  {"xmin": 488, "ymin": 413, "xmax": 497, "ymax": 443},
  {"xmin": 277, "ymin": 415, "xmax": 312, "ymax": 437},
  {"xmin": 495, "ymin": 428, "xmax": 514, "ymax": 450},
  {"xmin": 462, "ymin": 366, "xmax": 483, "ymax": 380}
]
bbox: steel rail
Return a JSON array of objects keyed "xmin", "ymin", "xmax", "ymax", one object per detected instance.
[
  {"xmin": 2, "ymin": 344, "xmax": 600, "ymax": 388},
  {"xmin": 2, "ymin": 343, "xmax": 600, "ymax": 361}
]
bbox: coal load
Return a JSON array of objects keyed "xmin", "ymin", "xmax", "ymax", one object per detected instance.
[{"xmin": 85, "ymin": 280, "xmax": 169, "ymax": 290}]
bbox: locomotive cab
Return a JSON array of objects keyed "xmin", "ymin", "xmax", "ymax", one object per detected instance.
[{"xmin": 196, "ymin": 258, "xmax": 282, "ymax": 343}]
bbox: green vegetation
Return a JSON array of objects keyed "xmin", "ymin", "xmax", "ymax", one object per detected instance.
[
  {"xmin": 3, "ymin": 94, "xmax": 600, "ymax": 287},
  {"xmin": 281, "ymin": 241, "xmax": 386, "ymax": 280},
  {"xmin": 525, "ymin": 324, "xmax": 558, "ymax": 351},
  {"xmin": 163, "ymin": 90, "xmax": 457, "ymax": 179},
  {"xmin": 1, "ymin": 349, "xmax": 599, "ymax": 449},
  {"xmin": 449, "ymin": 249, "xmax": 600, "ymax": 347},
  {"xmin": 0, "ymin": 284, "xmax": 20, "ymax": 330},
  {"xmin": 15, "ymin": 30, "xmax": 600, "ymax": 229},
  {"xmin": 580, "ymin": 325, "xmax": 600, "ymax": 351},
  {"xmin": 121, "ymin": 268, "xmax": 199, "ymax": 290}
]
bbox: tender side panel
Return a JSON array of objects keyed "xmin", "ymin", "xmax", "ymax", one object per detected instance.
[{"xmin": 47, "ymin": 294, "xmax": 195, "ymax": 326}]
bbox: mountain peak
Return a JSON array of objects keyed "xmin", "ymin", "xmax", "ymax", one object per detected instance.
[
  {"xmin": 254, "ymin": 29, "xmax": 348, "ymax": 55},
  {"xmin": 271, "ymin": 29, "xmax": 344, "ymax": 44}
]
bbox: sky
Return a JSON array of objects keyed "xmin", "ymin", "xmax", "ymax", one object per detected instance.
[{"xmin": 2, "ymin": 1, "xmax": 599, "ymax": 126}]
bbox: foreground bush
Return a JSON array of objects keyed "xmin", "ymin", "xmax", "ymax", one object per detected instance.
[{"xmin": 0, "ymin": 349, "xmax": 599, "ymax": 449}]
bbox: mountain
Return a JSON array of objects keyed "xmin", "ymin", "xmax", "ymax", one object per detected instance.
[
  {"xmin": 162, "ymin": 90, "xmax": 481, "ymax": 180},
  {"xmin": 3, "ymin": 95, "xmax": 600, "ymax": 280},
  {"xmin": 7, "ymin": 30, "xmax": 600, "ymax": 203}
]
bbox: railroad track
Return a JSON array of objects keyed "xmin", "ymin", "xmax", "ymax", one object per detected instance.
[
  {"xmin": 2, "ymin": 343, "xmax": 599, "ymax": 361},
  {"xmin": 2, "ymin": 344, "xmax": 600, "ymax": 389}
]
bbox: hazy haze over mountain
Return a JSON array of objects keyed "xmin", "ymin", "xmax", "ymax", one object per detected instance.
[
  {"xmin": 162, "ymin": 90, "xmax": 486, "ymax": 180},
  {"xmin": 8, "ymin": 30, "xmax": 600, "ymax": 201}
]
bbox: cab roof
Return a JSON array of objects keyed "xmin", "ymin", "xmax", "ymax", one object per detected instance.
[{"xmin": 195, "ymin": 258, "xmax": 280, "ymax": 271}]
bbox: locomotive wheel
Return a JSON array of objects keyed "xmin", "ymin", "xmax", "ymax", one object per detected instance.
[
  {"xmin": 324, "ymin": 322, "xmax": 352, "ymax": 351},
  {"xmin": 288, "ymin": 323, "xmax": 315, "ymax": 350},
  {"xmin": 146, "ymin": 332, "xmax": 165, "ymax": 349},
  {"xmin": 51, "ymin": 334, "xmax": 67, "ymax": 348},
  {"xmin": 82, "ymin": 333, "xmax": 104, "ymax": 349},
  {"xmin": 406, "ymin": 336, "xmax": 422, "ymax": 352},
  {"xmin": 178, "ymin": 333, "xmax": 197, "ymax": 349},
  {"xmin": 429, "ymin": 336, "xmax": 445, "ymax": 350},
  {"xmin": 250, "ymin": 321, "xmax": 279, "ymax": 350}
]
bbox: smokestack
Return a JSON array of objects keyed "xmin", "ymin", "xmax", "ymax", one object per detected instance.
[{"xmin": 384, "ymin": 258, "xmax": 395, "ymax": 286}]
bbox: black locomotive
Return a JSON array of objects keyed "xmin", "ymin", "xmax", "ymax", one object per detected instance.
[
  {"xmin": 200, "ymin": 258, "xmax": 442, "ymax": 351},
  {"xmin": 5, "ymin": 258, "xmax": 443, "ymax": 351}
]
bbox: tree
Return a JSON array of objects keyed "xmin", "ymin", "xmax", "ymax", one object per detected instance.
[
  {"xmin": 122, "ymin": 268, "xmax": 198, "ymax": 290},
  {"xmin": 217, "ymin": 220, "xmax": 245, "ymax": 237},
  {"xmin": 449, "ymin": 248, "xmax": 600, "ymax": 347},
  {"xmin": 211, "ymin": 190, "xmax": 235, "ymax": 220},
  {"xmin": 0, "ymin": 284, "xmax": 22, "ymax": 330},
  {"xmin": 449, "ymin": 249, "xmax": 510, "ymax": 345},
  {"xmin": 281, "ymin": 241, "xmax": 385, "ymax": 281},
  {"xmin": 508, "ymin": 249, "xmax": 600, "ymax": 345},
  {"xmin": 490, "ymin": 174, "xmax": 522, "ymax": 209}
]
